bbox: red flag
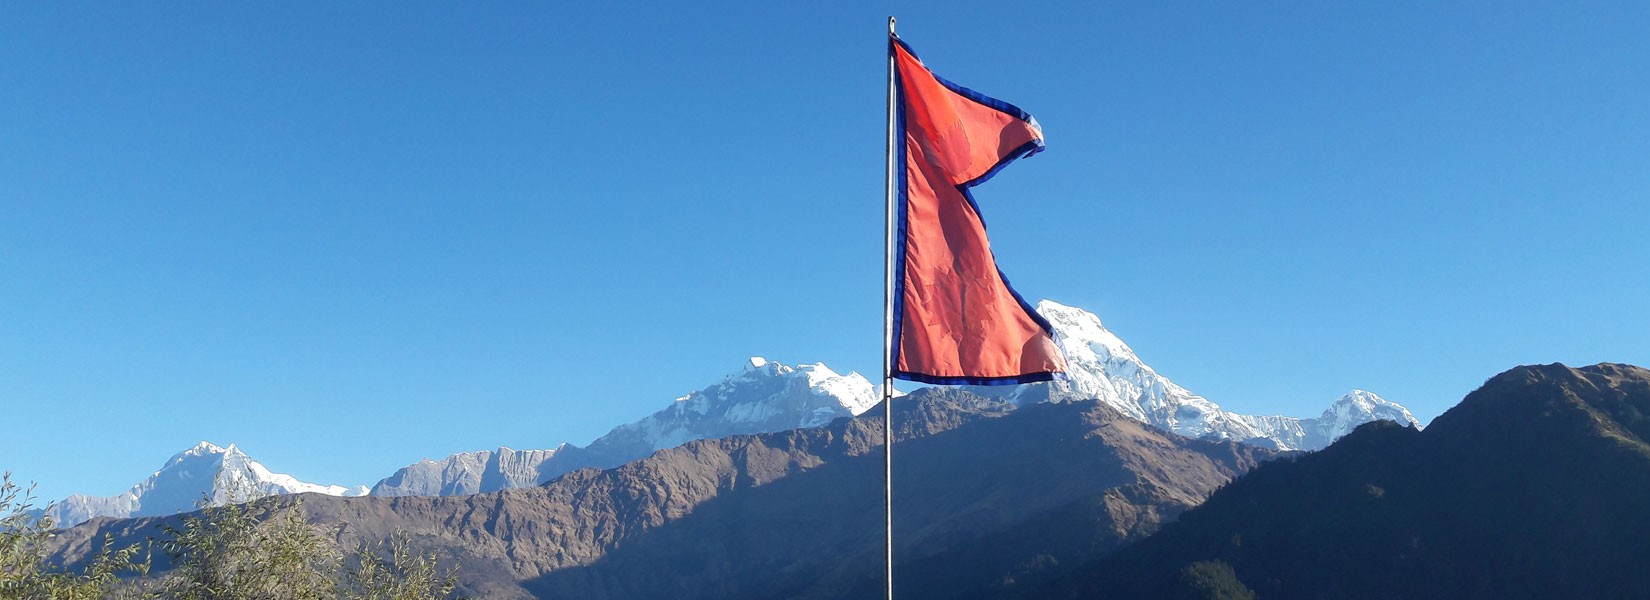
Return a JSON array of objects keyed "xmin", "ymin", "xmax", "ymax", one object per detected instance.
[{"xmin": 890, "ymin": 35, "xmax": 1067, "ymax": 385}]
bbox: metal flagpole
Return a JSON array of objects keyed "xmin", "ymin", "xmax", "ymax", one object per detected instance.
[{"xmin": 882, "ymin": 15, "xmax": 898, "ymax": 600}]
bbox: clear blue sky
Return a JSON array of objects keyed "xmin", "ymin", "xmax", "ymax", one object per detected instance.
[{"xmin": 4, "ymin": 2, "xmax": 1647, "ymax": 501}]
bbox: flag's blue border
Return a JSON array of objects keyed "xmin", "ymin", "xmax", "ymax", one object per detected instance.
[{"xmin": 888, "ymin": 35, "xmax": 1060, "ymax": 387}]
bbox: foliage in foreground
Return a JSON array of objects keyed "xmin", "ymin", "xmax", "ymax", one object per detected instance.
[
  {"xmin": 2, "ymin": 472, "xmax": 150, "ymax": 599},
  {"xmin": 343, "ymin": 538, "xmax": 459, "ymax": 600},
  {"xmin": 1, "ymin": 472, "xmax": 459, "ymax": 600}
]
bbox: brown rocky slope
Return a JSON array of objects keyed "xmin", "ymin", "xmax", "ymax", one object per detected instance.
[{"xmin": 51, "ymin": 388, "xmax": 1274, "ymax": 598}]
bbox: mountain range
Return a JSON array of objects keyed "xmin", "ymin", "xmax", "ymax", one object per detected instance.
[
  {"xmin": 49, "ymin": 363, "xmax": 1643, "ymax": 598},
  {"xmin": 43, "ymin": 352, "xmax": 1643, "ymax": 598},
  {"xmin": 988, "ymin": 300, "xmax": 1419, "ymax": 451},
  {"xmin": 1039, "ymin": 363, "xmax": 1650, "ymax": 599},
  {"xmin": 41, "ymin": 442, "xmax": 365, "ymax": 528},
  {"xmin": 42, "ymin": 300, "xmax": 1415, "ymax": 527},
  {"xmin": 368, "ymin": 357, "xmax": 880, "ymax": 497},
  {"xmin": 47, "ymin": 388, "xmax": 1277, "ymax": 598}
]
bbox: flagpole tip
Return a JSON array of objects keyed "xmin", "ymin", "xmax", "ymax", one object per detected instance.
[{"xmin": 888, "ymin": 16, "xmax": 896, "ymax": 35}]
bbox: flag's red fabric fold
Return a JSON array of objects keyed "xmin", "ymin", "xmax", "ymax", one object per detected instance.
[{"xmin": 890, "ymin": 36, "xmax": 1067, "ymax": 385}]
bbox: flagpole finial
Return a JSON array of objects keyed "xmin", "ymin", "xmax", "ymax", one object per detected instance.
[{"xmin": 888, "ymin": 16, "xmax": 896, "ymax": 35}]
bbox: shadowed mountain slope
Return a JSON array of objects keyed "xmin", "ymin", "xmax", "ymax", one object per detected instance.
[
  {"xmin": 1043, "ymin": 363, "xmax": 1650, "ymax": 600},
  {"xmin": 50, "ymin": 388, "xmax": 1273, "ymax": 598}
]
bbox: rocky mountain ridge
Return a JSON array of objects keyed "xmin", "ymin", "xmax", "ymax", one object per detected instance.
[
  {"xmin": 377, "ymin": 301, "xmax": 1418, "ymax": 501},
  {"xmin": 40, "ymin": 300, "xmax": 1415, "ymax": 524},
  {"xmin": 990, "ymin": 300, "xmax": 1420, "ymax": 450},
  {"xmin": 47, "ymin": 388, "xmax": 1276, "ymax": 599},
  {"xmin": 368, "ymin": 445, "xmax": 566, "ymax": 497},
  {"xmin": 44, "ymin": 442, "xmax": 365, "ymax": 528},
  {"xmin": 368, "ymin": 357, "xmax": 880, "ymax": 497},
  {"xmin": 1042, "ymin": 363, "xmax": 1650, "ymax": 599}
]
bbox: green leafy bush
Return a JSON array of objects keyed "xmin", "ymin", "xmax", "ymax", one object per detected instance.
[
  {"xmin": 1, "ymin": 472, "xmax": 149, "ymax": 600},
  {"xmin": 3, "ymin": 472, "xmax": 460, "ymax": 599}
]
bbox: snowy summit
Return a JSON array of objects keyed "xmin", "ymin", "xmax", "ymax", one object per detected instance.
[
  {"xmin": 372, "ymin": 357, "xmax": 881, "ymax": 497},
  {"xmin": 977, "ymin": 300, "xmax": 1421, "ymax": 451},
  {"xmin": 46, "ymin": 441, "xmax": 366, "ymax": 528}
]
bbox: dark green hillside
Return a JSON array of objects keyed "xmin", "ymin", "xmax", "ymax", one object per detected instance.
[{"xmin": 1045, "ymin": 363, "xmax": 1650, "ymax": 600}]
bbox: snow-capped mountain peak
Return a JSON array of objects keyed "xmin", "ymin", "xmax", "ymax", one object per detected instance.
[
  {"xmin": 178, "ymin": 440, "xmax": 225, "ymax": 458},
  {"xmin": 62, "ymin": 302, "xmax": 1420, "ymax": 513},
  {"xmin": 612, "ymin": 357, "xmax": 878, "ymax": 452},
  {"xmin": 370, "ymin": 445, "xmax": 565, "ymax": 497},
  {"xmin": 372, "ymin": 357, "xmax": 882, "ymax": 497},
  {"xmin": 46, "ymin": 441, "xmax": 366, "ymax": 528},
  {"xmin": 1006, "ymin": 299, "xmax": 1240, "ymax": 438},
  {"xmin": 1320, "ymin": 390, "xmax": 1421, "ymax": 439},
  {"xmin": 983, "ymin": 300, "xmax": 1421, "ymax": 452},
  {"xmin": 1039, "ymin": 299, "xmax": 1141, "ymax": 365},
  {"xmin": 798, "ymin": 362, "xmax": 880, "ymax": 415}
]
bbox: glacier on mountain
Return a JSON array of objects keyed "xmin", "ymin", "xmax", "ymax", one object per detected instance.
[
  {"xmin": 374, "ymin": 302, "xmax": 1416, "ymax": 499},
  {"xmin": 370, "ymin": 445, "xmax": 567, "ymax": 497},
  {"xmin": 47, "ymin": 301, "xmax": 1417, "ymax": 513},
  {"xmin": 983, "ymin": 300, "xmax": 1420, "ymax": 451},
  {"xmin": 370, "ymin": 357, "xmax": 880, "ymax": 496},
  {"xmin": 577, "ymin": 357, "xmax": 878, "ymax": 455},
  {"xmin": 45, "ymin": 442, "xmax": 366, "ymax": 528}
]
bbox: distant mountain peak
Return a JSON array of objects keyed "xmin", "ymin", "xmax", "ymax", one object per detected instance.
[
  {"xmin": 1037, "ymin": 299, "xmax": 1141, "ymax": 365},
  {"xmin": 372, "ymin": 358, "xmax": 880, "ymax": 497},
  {"xmin": 1325, "ymin": 389, "xmax": 1418, "ymax": 425},
  {"xmin": 46, "ymin": 441, "xmax": 365, "ymax": 528},
  {"xmin": 581, "ymin": 357, "xmax": 879, "ymax": 455},
  {"xmin": 1333, "ymin": 390, "xmax": 1396, "ymax": 410},
  {"xmin": 370, "ymin": 445, "xmax": 564, "ymax": 498},
  {"xmin": 172, "ymin": 441, "xmax": 225, "ymax": 461},
  {"xmin": 981, "ymin": 300, "xmax": 1421, "ymax": 451}
]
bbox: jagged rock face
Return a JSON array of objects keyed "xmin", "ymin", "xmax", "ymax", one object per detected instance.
[
  {"xmin": 42, "ymin": 296, "xmax": 1409, "ymax": 536},
  {"xmin": 1231, "ymin": 390, "xmax": 1421, "ymax": 450},
  {"xmin": 49, "ymin": 389, "xmax": 1275, "ymax": 599},
  {"xmin": 554, "ymin": 357, "xmax": 879, "ymax": 469},
  {"xmin": 988, "ymin": 300, "xmax": 1419, "ymax": 451},
  {"xmin": 370, "ymin": 446, "xmax": 565, "ymax": 497},
  {"xmin": 45, "ymin": 442, "xmax": 365, "ymax": 528},
  {"xmin": 52, "ymin": 299, "xmax": 1405, "ymax": 522},
  {"xmin": 1048, "ymin": 362, "xmax": 1650, "ymax": 600},
  {"xmin": 364, "ymin": 301, "xmax": 1411, "ymax": 507},
  {"xmin": 367, "ymin": 358, "xmax": 879, "ymax": 498},
  {"xmin": 534, "ymin": 356, "xmax": 884, "ymax": 481}
]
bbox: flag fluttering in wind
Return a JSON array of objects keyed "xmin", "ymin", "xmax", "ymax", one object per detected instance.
[{"xmin": 887, "ymin": 35, "xmax": 1067, "ymax": 385}]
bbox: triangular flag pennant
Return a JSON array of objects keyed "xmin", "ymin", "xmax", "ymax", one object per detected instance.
[{"xmin": 889, "ymin": 35, "xmax": 1067, "ymax": 385}]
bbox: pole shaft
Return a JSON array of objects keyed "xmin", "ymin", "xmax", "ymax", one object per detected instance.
[{"xmin": 882, "ymin": 15, "xmax": 897, "ymax": 600}]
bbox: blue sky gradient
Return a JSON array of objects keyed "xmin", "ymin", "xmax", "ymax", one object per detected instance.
[{"xmin": 4, "ymin": 2, "xmax": 1647, "ymax": 500}]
